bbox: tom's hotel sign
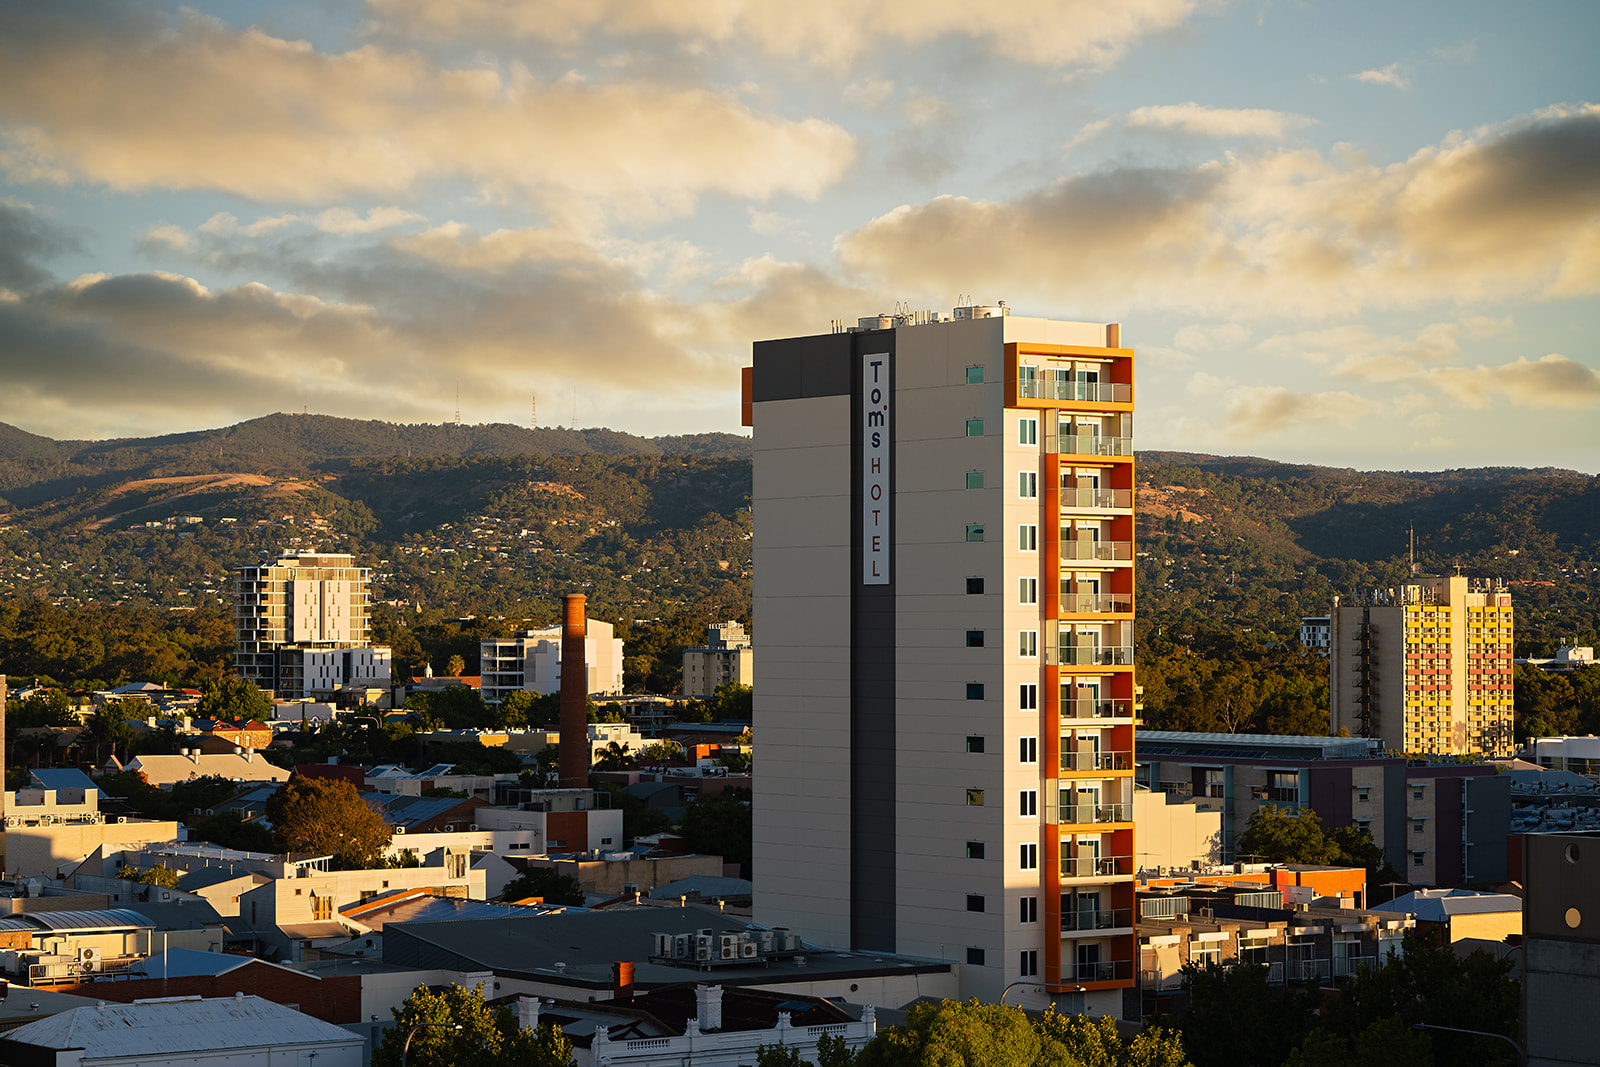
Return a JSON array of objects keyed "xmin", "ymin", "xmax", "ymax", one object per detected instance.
[{"xmin": 862, "ymin": 354, "xmax": 890, "ymax": 585}]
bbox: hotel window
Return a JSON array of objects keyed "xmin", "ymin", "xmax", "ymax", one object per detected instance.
[
  {"xmin": 1019, "ymin": 418, "xmax": 1038, "ymax": 445},
  {"xmin": 966, "ymin": 365, "xmax": 985, "ymax": 385},
  {"xmin": 1019, "ymin": 736, "xmax": 1038, "ymax": 763},
  {"xmin": 967, "ymin": 841, "xmax": 986, "ymax": 859},
  {"xmin": 1413, "ymin": 820, "xmax": 1425, "ymax": 834},
  {"xmin": 1020, "ymin": 630, "xmax": 1039, "ymax": 657},
  {"xmin": 967, "ymin": 524, "xmax": 985, "ymax": 542},
  {"xmin": 1269, "ymin": 772, "xmax": 1299, "ymax": 803},
  {"xmin": 1019, "ymin": 471, "xmax": 1038, "ymax": 498},
  {"xmin": 967, "ymin": 735, "xmax": 986, "ymax": 753},
  {"xmin": 1020, "ymin": 950, "xmax": 1039, "ymax": 977},
  {"xmin": 1020, "ymin": 843, "xmax": 1039, "ymax": 870},
  {"xmin": 1019, "ymin": 577, "xmax": 1038, "ymax": 604},
  {"xmin": 1019, "ymin": 524, "xmax": 1038, "ymax": 551},
  {"xmin": 1412, "ymin": 853, "xmax": 1425, "ymax": 868},
  {"xmin": 1019, "ymin": 684, "xmax": 1038, "ymax": 710},
  {"xmin": 967, "ymin": 947, "xmax": 986, "ymax": 966},
  {"xmin": 1020, "ymin": 790, "xmax": 1038, "ymax": 817},
  {"xmin": 1020, "ymin": 896, "xmax": 1038, "ymax": 923},
  {"xmin": 967, "ymin": 894, "xmax": 985, "ymax": 913},
  {"xmin": 966, "ymin": 471, "xmax": 985, "ymax": 490},
  {"xmin": 967, "ymin": 630, "xmax": 985, "ymax": 648},
  {"xmin": 967, "ymin": 576, "xmax": 985, "ymax": 594},
  {"xmin": 967, "ymin": 683, "xmax": 985, "ymax": 700},
  {"xmin": 967, "ymin": 789, "xmax": 986, "ymax": 806},
  {"xmin": 966, "ymin": 418, "xmax": 985, "ymax": 437}
]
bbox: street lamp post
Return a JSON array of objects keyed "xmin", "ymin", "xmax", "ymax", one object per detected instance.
[
  {"xmin": 1411, "ymin": 1022, "xmax": 1524, "ymax": 1066},
  {"xmin": 400, "ymin": 1022, "xmax": 462, "ymax": 1067}
]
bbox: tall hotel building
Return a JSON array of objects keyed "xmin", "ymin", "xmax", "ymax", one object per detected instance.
[
  {"xmin": 746, "ymin": 306, "xmax": 1136, "ymax": 1013},
  {"xmin": 1329, "ymin": 575, "xmax": 1514, "ymax": 757},
  {"xmin": 234, "ymin": 551, "xmax": 390, "ymax": 700}
]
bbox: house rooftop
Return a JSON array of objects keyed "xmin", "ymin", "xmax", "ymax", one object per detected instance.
[{"xmin": 1, "ymin": 995, "xmax": 362, "ymax": 1058}]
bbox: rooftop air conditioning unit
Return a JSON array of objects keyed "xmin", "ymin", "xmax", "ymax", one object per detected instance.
[
  {"xmin": 469, "ymin": 824, "xmax": 479, "ymax": 831},
  {"xmin": 741, "ymin": 942, "xmax": 759, "ymax": 958},
  {"xmin": 696, "ymin": 945, "xmax": 711, "ymax": 961},
  {"xmin": 721, "ymin": 944, "xmax": 737, "ymax": 960},
  {"xmin": 78, "ymin": 947, "xmax": 101, "ymax": 971},
  {"xmin": 673, "ymin": 934, "xmax": 691, "ymax": 959},
  {"xmin": 653, "ymin": 934, "xmax": 674, "ymax": 958},
  {"xmin": 393, "ymin": 826, "xmax": 405, "ymax": 834},
  {"xmin": 117, "ymin": 816, "xmax": 128, "ymax": 824}
]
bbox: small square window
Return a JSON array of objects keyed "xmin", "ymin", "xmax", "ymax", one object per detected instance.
[
  {"xmin": 966, "ymin": 471, "xmax": 985, "ymax": 490},
  {"xmin": 967, "ymin": 894, "xmax": 985, "ymax": 913},
  {"xmin": 966, "ymin": 841, "xmax": 986, "ymax": 860},
  {"xmin": 967, "ymin": 683, "xmax": 985, "ymax": 700},
  {"xmin": 966, "ymin": 735, "xmax": 985, "ymax": 753},
  {"xmin": 1413, "ymin": 820, "xmax": 1425, "ymax": 833},
  {"xmin": 967, "ymin": 788, "xmax": 986, "ymax": 806},
  {"xmin": 1412, "ymin": 853, "xmax": 1425, "ymax": 867},
  {"xmin": 967, "ymin": 947, "xmax": 986, "ymax": 966},
  {"xmin": 966, "ymin": 577, "xmax": 985, "ymax": 595},
  {"xmin": 1019, "ymin": 736, "xmax": 1037, "ymax": 763},
  {"xmin": 967, "ymin": 630, "xmax": 986, "ymax": 648},
  {"xmin": 1019, "ymin": 471, "xmax": 1037, "ymax": 498},
  {"xmin": 966, "ymin": 366, "xmax": 985, "ymax": 385},
  {"xmin": 966, "ymin": 524, "xmax": 985, "ymax": 542},
  {"xmin": 966, "ymin": 418, "xmax": 985, "ymax": 437},
  {"xmin": 1413, "ymin": 788, "xmax": 1424, "ymax": 800},
  {"xmin": 1357, "ymin": 789, "xmax": 1370, "ymax": 802}
]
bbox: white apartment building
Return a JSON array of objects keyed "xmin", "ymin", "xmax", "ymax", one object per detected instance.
[
  {"xmin": 233, "ymin": 552, "xmax": 391, "ymax": 699},
  {"xmin": 747, "ymin": 305, "xmax": 1136, "ymax": 1015},
  {"xmin": 480, "ymin": 620, "xmax": 624, "ymax": 702},
  {"xmin": 1299, "ymin": 616, "xmax": 1331, "ymax": 653},
  {"xmin": 682, "ymin": 621, "xmax": 755, "ymax": 698}
]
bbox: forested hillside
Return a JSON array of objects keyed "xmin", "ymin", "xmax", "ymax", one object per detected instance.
[{"xmin": 0, "ymin": 419, "xmax": 1594, "ymax": 734}]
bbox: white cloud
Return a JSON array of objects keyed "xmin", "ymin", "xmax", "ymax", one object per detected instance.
[
  {"xmin": 1353, "ymin": 63, "xmax": 1410, "ymax": 89},
  {"xmin": 1428, "ymin": 354, "xmax": 1600, "ymax": 410},
  {"xmin": 0, "ymin": 9, "xmax": 856, "ymax": 222},
  {"xmin": 1173, "ymin": 322, "xmax": 1251, "ymax": 351},
  {"xmin": 843, "ymin": 79, "xmax": 895, "ymax": 109},
  {"xmin": 1126, "ymin": 103, "xmax": 1314, "ymax": 140}
]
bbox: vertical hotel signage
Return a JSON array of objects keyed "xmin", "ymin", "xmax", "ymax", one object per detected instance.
[{"xmin": 863, "ymin": 354, "xmax": 891, "ymax": 584}]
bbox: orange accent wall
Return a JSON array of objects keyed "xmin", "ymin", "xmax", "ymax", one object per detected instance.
[
  {"xmin": 547, "ymin": 810, "xmax": 589, "ymax": 854},
  {"xmin": 741, "ymin": 367, "xmax": 754, "ymax": 427}
]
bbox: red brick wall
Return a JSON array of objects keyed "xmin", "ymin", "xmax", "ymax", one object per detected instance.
[{"xmin": 56, "ymin": 961, "xmax": 363, "ymax": 1023}]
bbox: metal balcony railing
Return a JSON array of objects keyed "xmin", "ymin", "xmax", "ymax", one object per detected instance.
[
  {"xmin": 1071, "ymin": 960, "xmax": 1135, "ymax": 982},
  {"xmin": 1018, "ymin": 379, "xmax": 1132, "ymax": 404},
  {"xmin": 1060, "ymin": 539, "xmax": 1134, "ymax": 562},
  {"xmin": 1060, "ymin": 594, "xmax": 1133, "ymax": 614},
  {"xmin": 1060, "ymin": 644, "xmax": 1135, "ymax": 666},
  {"xmin": 1060, "ymin": 854, "xmax": 1134, "ymax": 878},
  {"xmin": 1060, "ymin": 802, "xmax": 1132, "ymax": 825},
  {"xmin": 1289, "ymin": 959, "xmax": 1330, "ymax": 982},
  {"xmin": 1332, "ymin": 955, "xmax": 1375, "ymax": 978},
  {"xmin": 1139, "ymin": 968, "xmax": 1184, "ymax": 991},
  {"xmin": 1059, "ymin": 434, "xmax": 1135, "ymax": 457},
  {"xmin": 1061, "ymin": 698, "xmax": 1135, "ymax": 719},
  {"xmin": 1062, "ymin": 908, "xmax": 1133, "ymax": 932},
  {"xmin": 1060, "ymin": 750, "xmax": 1133, "ymax": 773},
  {"xmin": 1060, "ymin": 488, "xmax": 1134, "ymax": 510}
]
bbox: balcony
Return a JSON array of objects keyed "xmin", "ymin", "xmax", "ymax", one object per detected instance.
[
  {"xmin": 1018, "ymin": 378, "xmax": 1132, "ymax": 404},
  {"xmin": 1332, "ymin": 955, "xmax": 1375, "ymax": 979},
  {"xmin": 1062, "ymin": 908, "xmax": 1133, "ymax": 933},
  {"xmin": 1062, "ymin": 698, "xmax": 1136, "ymax": 720},
  {"xmin": 1060, "ymin": 488, "xmax": 1134, "ymax": 511},
  {"xmin": 1061, "ymin": 539, "xmax": 1134, "ymax": 562},
  {"xmin": 1060, "ymin": 750, "xmax": 1133, "ymax": 773},
  {"xmin": 1288, "ymin": 958, "xmax": 1330, "ymax": 982},
  {"xmin": 1070, "ymin": 960, "xmax": 1135, "ymax": 983},
  {"xmin": 1060, "ymin": 593, "xmax": 1133, "ymax": 615},
  {"xmin": 1059, "ymin": 434, "xmax": 1134, "ymax": 458},
  {"xmin": 1139, "ymin": 968, "xmax": 1184, "ymax": 991},
  {"xmin": 1059, "ymin": 644, "xmax": 1135, "ymax": 666},
  {"xmin": 1060, "ymin": 802, "xmax": 1132, "ymax": 825},
  {"xmin": 1060, "ymin": 853, "xmax": 1134, "ymax": 879}
]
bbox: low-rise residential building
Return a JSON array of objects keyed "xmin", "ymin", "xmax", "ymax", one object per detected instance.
[
  {"xmin": 4, "ymin": 771, "xmax": 183, "ymax": 879},
  {"xmin": 680, "ymin": 622, "xmax": 754, "ymax": 699},
  {"xmin": 1299, "ymin": 616, "xmax": 1331, "ymax": 653},
  {"xmin": 481, "ymin": 620, "xmax": 625, "ymax": 703},
  {"xmin": 1133, "ymin": 786, "xmax": 1223, "ymax": 873},
  {"xmin": 120, "ymin": 751, "xmax": 291, "ymax": 789}
]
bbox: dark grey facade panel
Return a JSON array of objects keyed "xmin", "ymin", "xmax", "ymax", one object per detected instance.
[
  {"xmin": 752, "ymin": 333, "xmax": 855, "ymax": 402},
  {"xmin": 851, "ymin": 331, "xmax": 896, "ymax": 953}
]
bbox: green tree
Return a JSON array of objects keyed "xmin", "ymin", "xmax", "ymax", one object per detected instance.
[
  {"xmin": 1034, "ymin": 1008, "xmax": 1188, "ymax": 1067},
  {"xmin": 495, "ymin": 689, "xmax": 538, "ymax": 728},
  {"xmin": 707, "ymin": 682, "xmax": 753, "ymax": 720},
  {"xmin": 445, "ymin": 654, "xmax": 467, "ymax": 677},
  {"xmin": 1234, "ymin": 807, "xmax": 1401, "ymax": 901},
  {"xmin": 499, "ymin": 867, "xmax": 585, "ymax": 905},
  {"xmin": 372, "ymin": 983, "xmax": 573, "ymax": 1067},
  {"xmin": 757, "ymin": 1044, "xmax": 810, "ymax": 1067},
  {"xmin": 84, "ymin": 698, "xmax": 140, "ymax": 762},
  {"xmin": 678, "ymin": 787, "xmax": 752, "ymax": 879},
  {"xmin": 817, "ymin": 1033, "xmax": 861, "ymax": 1067},
  {"xmin": 858, "ymin": 999, "xmax": 1041, "ymax": 1067},
  {"xmin": 266, "ymin": 777, "xmax": 392, "ymax": 869},
  {"xmin": 593, "ymin": 741, "xmax": 636, "ymax": 771},
  {"xmin": 1172, "ymin": 961, "xmax": 1321, "ymax": 1067},
  {"xmin": 597, "ymin": 782, "xmax": 672, "ymax": 844},
  {"xmin": 115, "ymin": 863, "xmax": 179, "ymax": 887},
  {"xmin": 196, "ymin": 676, "xmax": 273, "ymax": 722}
]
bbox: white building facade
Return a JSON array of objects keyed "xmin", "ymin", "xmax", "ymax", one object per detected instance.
[
  {"xmin": 234, "ymin": 552, "xmax": 391, "ymax": 699},
  {"xmin": 747, "ymin": 306, "xmax": 1137, "ymax": 1015},
  {"xmin": 682, "ymin": 621, "xmax": 755, "ymax": 699},
  {"xmin": 481, "ymin": 621, "xmax": 624, "ymax": 702}
]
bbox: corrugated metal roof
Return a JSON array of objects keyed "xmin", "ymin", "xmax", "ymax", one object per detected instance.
[
  {"xmin": 5, "ymin": 995, "xmax": 363, "ymax": 1056},
  {"xmin": 25, "ymin": 909, "xmax": 157, "ymax": 931},
  {"xmin": 28, "ymin": 768, "xmax": 98, "ymax": 792}
]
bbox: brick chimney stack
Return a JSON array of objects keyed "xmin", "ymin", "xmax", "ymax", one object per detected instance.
[{"xmin": 558, "ymin": 595, "xmax": 589, "ymax": 788}]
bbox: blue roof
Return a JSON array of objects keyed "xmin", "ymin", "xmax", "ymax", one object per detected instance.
[
  {"xmin": 649, "ymin": 876, "xmax": 753, "ymax": 900},
  {"xmin": 30, "ymin": 769, "xmax": 98, "ymax": 792},
  {"xmin": 140, "ymin": 948, "xmax": 254, "ymax": 978}
]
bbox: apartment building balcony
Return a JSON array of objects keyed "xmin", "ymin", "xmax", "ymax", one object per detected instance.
[
  {"xmin": 1139, "ymin": 968, "xmax": 1185, "ymax": 991},
  {"xmin": 1060, "ymin": 750, "xmax": 1134, "ymax": 773},
  {"xmin": 1060, "ymin": 593, "xmax": 1133, "ymax": 615},
  {"xmin": 1060, "ymin": 802, "xmax": 1133, "ymax": 825},
  {"xmin": 1331, "ymin": 955, "xmax": 1375, "ymax": 979},
  {"xmin": 1061, "ymin": 852, "xmax": 1135, "ymax": 881},
  {"xmin": 1058, "ymin": 643, "xmax": 1135, "ymax": 666},
  {"xmin": 1070, "ymin": 960, "xmax": 1135, "ymax": 983},
  {"xmin": 1061, "ymin": 697, "xmax": 1136, "ymax": 720},
  {"xmin": 1059, "ymin": 487, "xmax": 1134, "ymax": 512},
  {"xmin": 1060, "ymin": 539, "xmax": 1134, "ymax": 564},
  {"xmin": 1059, "ymin": 434, "xmax": 1134, "ymax": 458},
  {"xmin": 1062, "ymin": 908, "xmax": 1134, "ymax": 935},
  {"xmin": 1017, "ymin": 377, "xmax": 1132, "ymax": 404}
]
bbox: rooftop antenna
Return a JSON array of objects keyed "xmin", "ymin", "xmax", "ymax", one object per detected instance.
[
  {"xmin": 455, "ymin": 381, "xmax": 461, "ymax": 426},
  {"xmin": 531, "ymin": 394, "xmax": 537, "ymax": 430}
]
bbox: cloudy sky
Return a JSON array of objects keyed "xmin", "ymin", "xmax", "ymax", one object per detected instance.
[{"xmin": 1, "ymin": 0, "xmax": 1597, "ymax": 470}]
